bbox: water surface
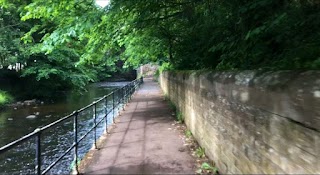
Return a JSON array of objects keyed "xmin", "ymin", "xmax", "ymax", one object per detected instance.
[{"xmin": 0, "ymin": 81, "xmax": 129, "ymax": 174}]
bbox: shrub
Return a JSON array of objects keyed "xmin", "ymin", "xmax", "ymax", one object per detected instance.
[{"xmin": 0, "ymin": 90, "xmax": 13, "ymax": 106}]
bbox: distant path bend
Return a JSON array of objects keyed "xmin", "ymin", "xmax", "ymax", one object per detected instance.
[{"xmin": 81, "ymin": 78, "xmax": 195, "ymax": 174}]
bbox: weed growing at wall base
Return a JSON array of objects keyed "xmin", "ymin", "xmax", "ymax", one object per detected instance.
[
  {"xmin": 185, "ymin": 130, "xmax": 192, "ymax": 138},
  {"xmin": 195, "ymin": 147, "xmax": 206, "ymax": 158},
  {"xmin": 176, "ymin": 111, "xmax": 184, "ymax": 123},
  {"xmin": 178, "ymin": 123, "xmax": 219, "ymax": 174},
  {"xmin": 197, "ymin": 162, "xmax": 219, "ymax": 174},
  {"xmin": 164, "ymin": 94, "xmax": 185, "ymax": 123}
]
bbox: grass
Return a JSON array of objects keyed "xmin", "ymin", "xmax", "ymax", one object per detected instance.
[
  {"xmin": 194, "ymin": 147, "xmax": 219, "ymax": 174},
  {"xmin": 176, "ymin": 111, "xmax": 184, "ymax": 123},
  {"xmin": 180, "ymin": 124, "xmax": 219, "ymax": 174},
  {"xmin": 185, "ymin": 130, "xmax": 192, "ymax": 138},
  {"xmin": 169, "ymin": 109, "xmax": 219, "ymax": 174},
  {"xmin": 195, "ymin": 147, "xmax": 206, "ymax": 158},
  {"xmin": 164, "ymin": 94, "xmax": 184, "ymax": 123},
  {"xmin": 197, "ymin": 162, "xmax": 219, "ymax": 174},
  {"xmin": 0, "ymin": 90, "xmax": 13, "ymax": 107}
]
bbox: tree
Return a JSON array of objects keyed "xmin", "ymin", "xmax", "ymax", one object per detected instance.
[
  {"xmin": 0, "ymin": 0, "xmax": 111, "ymax": 98},
  {"xmin": 2, "ymin": 0, "xmax": 319, "ymax": 80}
]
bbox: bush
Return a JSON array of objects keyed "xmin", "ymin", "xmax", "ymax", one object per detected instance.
[{"xmin": 0, "ymin": 90, "xmax": 13, "ymax": 106}]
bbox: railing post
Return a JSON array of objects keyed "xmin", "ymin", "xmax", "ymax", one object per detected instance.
[
  {"xmin": 123, "ymin": 87, "xmax": 126, "ymax": 106},
  {"xmin": 127, "ymin": 85, "xmax": 129, "ymax": 103},
  {"xmin": 129, "ymin": 83, "xmax": 131, "ymax": 100},
  {"xmin": 93, "ymin": 102, "xmax": 97, "ymax": 149},
  {"xmin": 112, "ymin": 92, "xmax": 115, "ymax": 123},
  {"xmin": 130, "ymin": 83, "xmax": 133, "ymax": 100},
  {"xmin": 122, "ymin": 87, "xmax": 125, "ymax": 110},
  {"xmin": 117, "ymin": 90, "xmax": 120, "ymax": 115},
  {"xmin": 104, "ymin": 96, "xmax": 108, "ymax": 133},
  {"xmin": 126, "ymin": 86, "xmax": 129, "ymax": 103},
  {"xmin": 35, "ymin": 128, "xmax": 41, "ymax": 175},
  {"xmin": 120, "ymin": 89, "xmax": 122, "ymax": 111},
  {"xmin": 128, "ymin": 84, "xmax": 130, "ymax": 101},
  {"xmin": 73, "ymin": 111, "xmax": 79, "ymax": 174}
]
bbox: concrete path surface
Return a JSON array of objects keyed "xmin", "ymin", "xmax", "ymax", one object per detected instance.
[{"xmin": 81, "ymin": 78, "xmax": 195, "ymax": 174}]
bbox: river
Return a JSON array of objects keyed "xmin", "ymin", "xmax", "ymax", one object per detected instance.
[{"xmin": 0, "ymin": 81, "xmax": 129, "ymax": 174}]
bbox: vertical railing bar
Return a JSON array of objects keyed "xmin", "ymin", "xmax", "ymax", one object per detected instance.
[
  {"xmin": 130, "ymin": 83, "xmax": 132, "ymax": 100},
  {"xmin": 117, "ymin": 89, "xmax": 119, "ymax": 111},
  {"xmin": 117, "ymin": 89, "xmax": 120, "ymax": 115},
  {"xmin": 121, "ymin": 87, "xmax": 124, "ymax": 110},
  {"xmin": 112, "ymin": 92, "xmax": 115, "ymax": 123},
  {"xmin": 93, "ymin": 103, "xmax": 97, "ymax": 149},
  {"xmin": 122, "ymin": 87, "xmax": 125, "ymax": 110},
  {"xmin": 35, "ymin": 128, "xmax": 41, "ymax": 175},
  {"xmin": 104, "ymin": 96, "xmax": 108, "ymax": 133},
  {"xmin": 119, "ymin": 88, "xmax": 121, "ymax": 109},
  {"xmin": 125, "ymin": 86, "xmax": 127, "ymax": 103},
  {"xmin": 73, "ymin": 111, "xmax": 79, "ymax": 174},
  {"xmin": 127, "ymin": 86, "xmax": 130, "ymax": 102},
  {"xmin": 129, "ymin": 83, "xmax": 131, "ymax": 100},
  {"xmin": 124, "ymin": 86, "xmax": 126, "ymax": 102},
  {"xmin": 132, "ymin": 82, "xmax": 134, "ymax": 97},
  {"xmin": 120, "ymin": 88, "xmax": 122, "ymax": 110},
  {"xmin": 127, "ymin": 85, "xmax": 129, "ymax": 103},
  {"xmin": 128, "ymin": 83, "xmax": 130, "ymax": 101},
  {"xmin": 127, "ymin": 84, "xmax": 129, "ymax": 102}
]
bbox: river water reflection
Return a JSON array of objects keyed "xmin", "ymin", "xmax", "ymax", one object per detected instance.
[{"xmin": 0, "ymin": 81, "xmax": 129, "ymax": 174}]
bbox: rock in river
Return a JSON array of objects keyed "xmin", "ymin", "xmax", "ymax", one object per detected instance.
[
  {"xmin": 26, "ymin": 115, "xmax": 37, "ymax": 119},
  {"xmin": 24, "ymin": 99, "xmax": 36, "ymax": 106}
]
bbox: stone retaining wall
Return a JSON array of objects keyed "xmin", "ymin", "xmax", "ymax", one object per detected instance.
[{"xmin": 160, "ymin": 71, "xmax": 320, "ymax": 174}]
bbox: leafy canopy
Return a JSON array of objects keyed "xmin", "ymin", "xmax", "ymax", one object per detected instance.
[{"xmin": 1, "ymin": 0, "xmax": 319, "ymax": 79}]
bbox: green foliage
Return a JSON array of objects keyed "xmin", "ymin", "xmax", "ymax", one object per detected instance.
[
  {"xmin": 99, "ymin": 0, "xmax": 320, "ymax": 70},
  {"xmin": 155, "ymin": 61, "xmax": 173, "ymax": 79},
  {"xmin": 22, "ymin": 48, "xmax": 97, "ymax": 91},
  {"xmin": 196, "ymin": 162, "xmax": 219, "ymax": 174},
  {"xmin": 0, "ymin": 0, "xmax": 317, "ymax": 100},
  {"xmin": 0, "ymin": 1, "xmax": 119, "ymax": 98},
  {"xmin": 163, "ymin": 94, "xmax": 184, "ymax": 122},
  {"xmin": 185, "ymin": 130, "xmax": 192, "ymax": 138},
  {"xmin": 0, "ymin": 90, "xmax": 13, "ymax": 106},
  {"xmin": 159, "ymin": 62, "xmax": 173, "ymax": 73},
  {"xmin": 195, "ymin": 147, "xmax": 206, "ymax": 158},
  {"xmin": 176, "ymin": 111, "xmax": 184, "ymax": 123},
  {"xmin": 165, "ymin": 96, "xmax": 176, "ymax": 111},
  {"xmin": 0, "ymin": 3, "xmax": 30, "ymax": 68}
]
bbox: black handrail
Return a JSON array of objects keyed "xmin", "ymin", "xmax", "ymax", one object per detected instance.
[{"xmin": 0, "ymin": 77, "xmax": 143, "ymax": 175}]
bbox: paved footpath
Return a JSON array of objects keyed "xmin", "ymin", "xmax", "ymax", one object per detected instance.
[{"xmin": 81, "ymin": 78, "xmax": 195, "ymax": 174}]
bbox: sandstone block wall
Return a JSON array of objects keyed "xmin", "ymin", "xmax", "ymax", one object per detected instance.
[{"xmin": 160, "ymin": 71, "xmax": 320, "ymax": 174}]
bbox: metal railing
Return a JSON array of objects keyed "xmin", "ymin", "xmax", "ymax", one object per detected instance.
[{"xmin": 0, "ymin": 77, "xmax": 143, "ymax": 175}]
